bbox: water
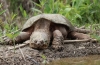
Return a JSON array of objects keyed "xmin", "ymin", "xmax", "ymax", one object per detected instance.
[{"xmin": 48, "ymin": 55, "xmax": 100, "ymax": 65}]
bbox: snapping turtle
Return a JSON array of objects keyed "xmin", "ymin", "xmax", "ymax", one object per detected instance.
[{"xmin": 8, "ymin": 14, "xmax": 90, "ymax": 49}]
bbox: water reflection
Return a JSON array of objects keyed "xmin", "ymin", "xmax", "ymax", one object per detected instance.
[{"xmin": 48, "ymin": 55, "xmax": 100, "ymax": 65}]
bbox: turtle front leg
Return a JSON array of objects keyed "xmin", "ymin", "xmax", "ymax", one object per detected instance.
[
  {"xmin": 52, "ymin": 30, "xmax": 64, "ymax": 49},
  {"xmin": 6, "ymin": 32, "xmax": 31, "ymax": 45},
  {"xmin": 15, "ymin": 32, "xmax": 31, "ymax": 43}
]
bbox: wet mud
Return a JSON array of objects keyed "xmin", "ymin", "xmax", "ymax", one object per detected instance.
[{"xmin": 0, "ymin": 42, "xmax": 100, "ymax": 65}]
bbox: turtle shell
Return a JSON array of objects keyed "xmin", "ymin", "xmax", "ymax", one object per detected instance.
[{"xmin": 22, "ymin": 14, "xmax": 75, "ymax": 31}]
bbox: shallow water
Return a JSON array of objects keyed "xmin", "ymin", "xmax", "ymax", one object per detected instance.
[{"xmin": 48, "ymin": 55, "xmax": 100, "ymax": 65}]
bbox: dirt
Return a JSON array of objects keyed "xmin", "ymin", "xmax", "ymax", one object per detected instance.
[{"xmin": 0, "ymin": 42, "xmax": 100, "ymax": 65}]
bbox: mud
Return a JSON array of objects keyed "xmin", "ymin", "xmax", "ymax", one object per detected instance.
[{"xmin": 0, "ymin": 42, "xmax": 100, "ymax": 65}]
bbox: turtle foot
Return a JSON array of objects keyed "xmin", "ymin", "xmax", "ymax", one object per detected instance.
[
  {"xmin": 52, "ymin": 44, "xmax": 64, "ymax": 51},
  {"xmin": 52, "ymin": 36, "xmax": 64, "ymax": 51}
]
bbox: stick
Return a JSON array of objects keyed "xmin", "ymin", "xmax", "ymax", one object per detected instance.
[
  {"xmin": 64, "ymin": 39, "xmax": 90, "ymax": 43},
  {"xmin": 64, "ymin": 39, "xmax": 97, "ymax": 43},
  {"xmin": 19, "ymin": 47, "xmax": 26, "ymax": 62},
  {"xmin": 8, "ymin": 42, "xmax": 29, "ymax": 50}
]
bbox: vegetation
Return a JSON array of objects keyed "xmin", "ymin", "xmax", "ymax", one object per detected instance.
[
  {"xmin": 33, "ymin": 0, "xmax": 100, "ymax": 25},
  {"xmin": 0, "ymin": 0, "xmax": 100, "ymax": 41},
  {"xmin": 8, "ymin": 0, "xmax": 100, "ymax": 24}
]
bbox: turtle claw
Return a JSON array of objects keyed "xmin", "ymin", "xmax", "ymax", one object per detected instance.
[
  {"xmin": 52, "ymin": 36, "xmax": 64, "ymax": 50},
  {"xmin": 2, "ymin": 36, "xmax": 13, "ymax": 45}
]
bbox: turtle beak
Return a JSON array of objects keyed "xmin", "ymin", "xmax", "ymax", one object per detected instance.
[
  {"xmin": 30, "ymin": 40, "xmax": 49, "ymax": 49},
  {"xmin": 33, "ymin": 40, "xmax": 45, "ymax": 48}
]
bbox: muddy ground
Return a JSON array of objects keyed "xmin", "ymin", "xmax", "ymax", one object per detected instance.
[{"xmin": 0, "ymin": 42, "xmax": 100, "ymax": 65}]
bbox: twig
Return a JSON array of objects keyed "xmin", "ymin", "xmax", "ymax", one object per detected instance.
[
  {"xmin": 26, "ymin": 55, "xmax": 40, "ymax": 65},
  {"xmin": 8, "ymin": 42, "xmax": 29, "ymax": 50},
  {"xmin": 64, "ymin": 39, "xmax": 97, "ymax": 43},
  {"xmin": 19, "ymin": 47, "xmax": 26, "ymax": 62},
  {"xmin": 64, "ymin": 39, "xmax": 90, "ymax": 43}
]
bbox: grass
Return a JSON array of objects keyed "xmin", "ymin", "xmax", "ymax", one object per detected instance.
[
  {"xmin": 0, "ymin": 0, "xmax": 100, "ymax": 42},
  {"xmin": 32, "ymin": 0, "xmax": 100, "ymax": 24}
]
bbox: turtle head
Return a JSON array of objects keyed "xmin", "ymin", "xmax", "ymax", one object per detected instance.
[{"xmin": 29, "ymin": 31, "xmax": 50, "ymax": 49}]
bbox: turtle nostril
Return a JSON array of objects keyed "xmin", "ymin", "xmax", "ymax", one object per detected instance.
[
  {"xmin": 36, "ymin": 41, "xmax": 41, "ymax": 45},
  {"xmin": 34, "ymin": 40, "xmax": 37, "ymax": 43},
  {"xmin": 40, "ymin": 40, "xmax": 43, "ymax": 44}
]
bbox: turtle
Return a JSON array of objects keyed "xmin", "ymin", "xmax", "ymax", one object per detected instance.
[{"xmin": 7, "ymin": 14, "xmax": 90, "ymax": 49}]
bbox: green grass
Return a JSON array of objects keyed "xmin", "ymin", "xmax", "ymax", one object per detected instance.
[
  {"xmin": 0, "ymin": 0, "xmax": 100, "ymax": 42},
  {"xmin": 32, "ymin": 0, "xmax": 100, "ymax": 25}
]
